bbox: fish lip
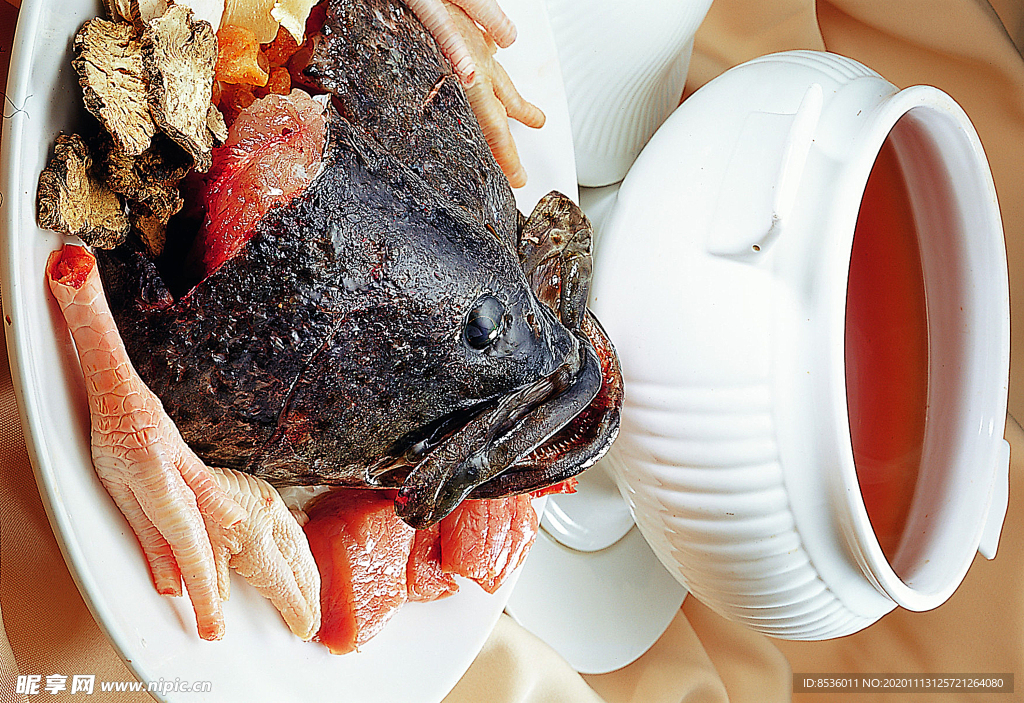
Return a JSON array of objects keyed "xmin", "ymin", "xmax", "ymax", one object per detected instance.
[
  {"xmin": 367, "ymin": 361, "xmax": 571, "ymax": 488},
  {"xmin": 468, "ymin": 312, "xmax": 624, "ymax": 499},
  {"xmin": 371, "ymin": 312, "xmax": 623, "ymax": 510}
]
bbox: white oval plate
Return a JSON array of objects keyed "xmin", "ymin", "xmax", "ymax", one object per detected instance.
[
  {"xmin": 506, "ymin": 452, "xmax": 687, "ymax": 674},
  {"xmin": 0, "ymin": 1, "xmax": 575, "ymax": 701}
]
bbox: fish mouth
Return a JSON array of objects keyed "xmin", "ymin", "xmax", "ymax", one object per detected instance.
[
  {"xmin": 371, "ymin": 313, "xmax": 623, "ymax": 528},
  {"xmin": 468, "ymin": 314, "xmax": 622, "ymax": 499}
]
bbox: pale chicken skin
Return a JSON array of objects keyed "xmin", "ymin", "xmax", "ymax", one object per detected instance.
[{"xmin": 46, "ymin": 244, "xmax": 320, "ymax": 641}]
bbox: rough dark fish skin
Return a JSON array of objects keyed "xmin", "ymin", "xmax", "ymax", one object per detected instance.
[
  {"xmin": 307, "ymin": 0, "xmax": 519, "ymax": 247},
  {"xmin": 98, "ymin": 0, "xmax": 623, "ymax": 516},
  {"xmin": 100, "ymin": 115, "xmax": 573, "ymax": 486}
]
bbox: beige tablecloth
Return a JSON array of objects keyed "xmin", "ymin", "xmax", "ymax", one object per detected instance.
[{"xmin": 2, "ymin": 1, "xmax": 1023, "ymax": 701}]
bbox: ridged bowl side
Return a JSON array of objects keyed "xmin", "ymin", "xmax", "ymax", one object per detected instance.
[
  {"xmin": 611, "ymin": 380, "xmax": 876, "ymax": 639},
  {"xmin": 546, "ymin": 0, "xmax": 712, "ymax": 185}
]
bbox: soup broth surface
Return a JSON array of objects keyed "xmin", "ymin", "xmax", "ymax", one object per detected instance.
[{"xmin": 845, "ymin": 139, "xmax": 930, "ymax": 562}]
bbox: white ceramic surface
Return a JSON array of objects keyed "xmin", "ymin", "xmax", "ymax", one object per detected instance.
[
  {"xmin": 507, "ymin": 444, "xmax": 688, "ymax": 674},
  {"xmin": 0, "ymin": 1, "xmax": 574, "ymax": 701},
  {"xmin": 506, "ymin": 165, "xmax": 688, "ymax": 676},
  {"xmin": 507, "ymin": 524, "xmax": 686, "ymax": 675},
  {"xmin": 591, "ymin": 51, "xmax": 1011, "ymax": 639},
  {"xmin": 539, "ymin": 457, "xmax": 634, "ymax": 553},
  {"xmin": 545, "ymin": 0, "xmax": 713, "ymax": 187}
]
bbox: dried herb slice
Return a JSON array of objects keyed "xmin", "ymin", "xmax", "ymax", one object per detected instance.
[
  {"xmin": 142, "ymin": 4, "xmax": 219, "ymax": 172},
  {"xmin": 72, "ymin": 18, "xmax": 156, "ymax": 156},
  {"xmin": 37, "ymin": 134, "xmax": 130, "ymax": 249}
]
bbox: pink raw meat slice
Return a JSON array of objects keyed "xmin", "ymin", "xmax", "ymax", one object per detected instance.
[
  {"xmin": 439, "ymin": 495, "xmax": 538, "ymax": 594},
  {"xmin": 407, "ymin": 524, "xmax": 458, "ymax": 602},
  {"xmin": 190, "ymin": 88, "xmax": 328, "ymax": 278}
]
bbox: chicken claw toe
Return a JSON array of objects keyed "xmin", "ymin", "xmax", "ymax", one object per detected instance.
[
  {"xmin": 46, "ymin": 244, "xmax": 314, "ymax": 642},
  {"xmin": 404, "ymin": 0, "xmax": 517, "ymax": 84},
  {"xmin": 206, "ymin": 467, "xmax": 322, "ymax": 641},
  {"xmin": 100, "ymin": 477, "xmax": 183, "ymax": 596},
  {"xmin": 441, "ymin": 1, "xmax": 545, "ymax": 188}
]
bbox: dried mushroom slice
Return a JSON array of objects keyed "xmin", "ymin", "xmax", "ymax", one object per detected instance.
[
  {"xmin": 95, "ymin": 133, "xmax": 192, "ymax": 258},
  {"xmin": 72, "ymin": 18, "xmax": 156, "ymax": 156},
  {"xmin": 208, "ymin": 103, "xmax": 229, "ymax": 145},
  {"xmin": 142, "ymin": 4, "xmax": 218, "ymax": 172},
  {"xmin": 106, "ymin": 0, "xmax": 168, "ymax": 26},
  {"xmin": 96, "ymin": 133, "xmax": 190, "ymax": 221},
  {"xmin": 104, "ymin": 0, "xmax": 128, "ymax": 21},
  {"xmin": 37, "ymin": 134, "xmax": 130, "ymax": 249},
  {"xmin": 131, "ymin": 204, "xmax": 169, "ymax": 258}
]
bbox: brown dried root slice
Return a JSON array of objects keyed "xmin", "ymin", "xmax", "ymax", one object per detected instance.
[
  {"xmin": 46, "ymin": 245, "xmax": 247, "ymax": 640},
  {"xmin": 37, "ymin": 134, "xmax": 129, "ymax": 249},
  {"xmin": 130, "ymin": 206, "xmax": 168, "ymax": 258},
  {"xmin": 73, "ymin": 19, "xmax": 156, "ymax": 157},
  {"xmin": 142, "ymin": 4, "xmax": 219, "ymax": 172},
  {"xmin": 442, "ymin": 1, "xmax": 544, "ymax": 188},
  {"xmin": 106, "ymin": 0, "xmax": 167, "ymax": 26},
  {"xmin": 208, "ymin": 103, "xmax": 229, "ymax": 144},
  {"xmin": 96, "ymin": 132, "xmax": 191, "ymax": 257},
  {"xmin": 106, "ymin": 0, "xmax": 226, "ymax": 32},
  {"xmin": 205, "ymin": 467, "xmax": 322, "ymax": 640},
  {"xmin": 97, "ymin": 133, "xmax": 191, "ymax": 220}
]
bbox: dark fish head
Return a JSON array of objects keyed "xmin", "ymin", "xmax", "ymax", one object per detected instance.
[
  {"xmin": 352, "ymin": 186, "xmax": 623, "ymax": 529},
  {"xmin": 367, "ymin": 200, "xmax": 581, "ymax": 472}
]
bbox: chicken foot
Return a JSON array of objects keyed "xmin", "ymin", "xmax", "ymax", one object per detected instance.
[
  {"xmin": 439, "ymin": 0, "xmax": 545, "ymax": 188},
  {"xmin": 403, "ymin": 0, "xmax": 517, "ymax": 85},
  {"xmin": 206, "ymin": 466, "xmax": 321, "ymax": 640},
  {"xmin": 46, "ymin": 244, "xmax": 319, "ymax": 641}
]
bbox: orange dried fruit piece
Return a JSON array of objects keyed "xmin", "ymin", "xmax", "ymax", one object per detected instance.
[
  {"xmin": 253, "ymin": 66, "xmax": 292, "ymax": 98},
  {"xmin": 223, "ymin": 0, "xmax": 278, "ymax": 43},
  {"xmin": 262, "ymin": 24, "xmax": 302, "ymax": 67},
  {"xmin": 215, "ymin": 24, "xmax": 270, "ymax": 86},
  {"xmin": 216, "ymin": 81, "xmax": 257, "ymax": 126}
]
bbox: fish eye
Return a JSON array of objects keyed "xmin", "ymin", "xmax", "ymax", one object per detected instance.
[{"xmin": 464, "ymin": 295, "xmax": 505, "ymax": 349}]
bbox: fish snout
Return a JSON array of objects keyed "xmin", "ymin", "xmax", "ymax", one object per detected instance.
[{"xmin": 492, "ymin": 292, "xmax": 578, "ymax": 380}]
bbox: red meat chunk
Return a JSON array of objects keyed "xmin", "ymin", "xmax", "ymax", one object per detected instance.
[
  {"xmin": 190, "ymin": 88, "xmax": 328, "ymax": 278},
  {"xmin": 406, "ymin": 524, "xmax": 459, "ymax": 602},
  {"xmin": 439, "ymin": 495, "xmax": 538, "ymax": 594},
  {"xmin": 530, "ymin": 477, "xmax": 578, "ymax": 498},
  {"xmin": 303, "ymin": 490, "xmax": 414, "ymax": 654}
]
